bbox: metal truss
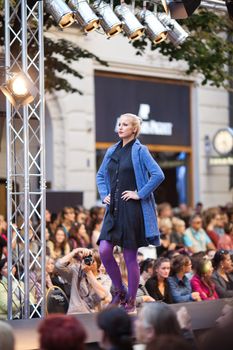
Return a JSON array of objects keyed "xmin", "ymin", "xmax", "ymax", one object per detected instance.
[{"xmin": 5, "ymin": 0, "xmax": 46, "ymax": 319}]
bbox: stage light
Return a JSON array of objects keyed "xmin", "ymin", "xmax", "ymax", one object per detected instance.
[
  {"xmin": 0, "ymin": 72, "xmax": 38, "ymax": 107},
  {"xmin": 165, "ymin": 0, "xmax": 201, "ymax": 19},
  {"xmin": 114, "ymin": 3, "xmax": 144, "ymax": 40},
  {"xmin": 157, "ymin": 13, "xmax": 189, "ymax": 46},
  {"xmin": 92, "ymin": 0, "xmax": 122, "ymax": 37},
  {"xmin": 137, "ymin": 10, "xmax": 167, "ymax": 44},
  {"xmin": 226, "ymin": 0, "xmax": 233, "ymax": 21},
  {"xmin": 44, "ymin": 0, "xmax": 75, "ymax": 28},
  {"xmin": 68, "ymin": 0, "xmax": 100, "ymax": 32}
]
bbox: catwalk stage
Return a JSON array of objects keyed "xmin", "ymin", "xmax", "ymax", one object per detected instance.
[{"xmin": 7, "ymin": 298, "xmax": 229, "ymax": 350}]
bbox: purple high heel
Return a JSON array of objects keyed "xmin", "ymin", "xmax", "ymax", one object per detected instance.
[{"xmin": 110, "ymin": 285, "xmax": 128, "ymax": 306}]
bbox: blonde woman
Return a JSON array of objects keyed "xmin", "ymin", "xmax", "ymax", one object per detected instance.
[{"xmin": 96, "ymin": 113, "xmax": 164, "ymax": 312}]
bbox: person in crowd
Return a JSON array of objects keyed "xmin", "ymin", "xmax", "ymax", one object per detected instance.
[
  {"xmin": 47, "ymin": 226, "xmax": 70, "ymax": 260},
  {"xmin": 0, "ymin": 236, "xmax": 7, "ymax": 260},
  {"xmin": 97, "ymin": 306, "xmax": 133, "ymax": 350},
  {"xmin": 194, "ymin": 202, "xmax": 203, "ymax": 216},
  {"xmin": 170, "ymin": 219, "xmax": 186, "ymax": 250},
  {"xmin": 45, "ymin": 256, "xmax": 71, "ymax": 299},
  {"xmin": 146, "ymin": 335, "xmax": 192, "ymax": 350},
  {"xmin": 60, "ymin": 206, "xmax": 76, "ymax": 236},
  {"xmin": 136, "ymin": 258, "xmax": 155, "ymax": 306},
  {"xmin": 38, "ymin": 314, "xmax": 87, "ymax": 350},
  {"xmin": 75, "ymin": 205, "xmax": 88, "ymax": 225},
  {"xmin": 87, "ymin": 206, "xmax": 104, "ymax": 248},
  {"xmin": 157, "ymin": 202, "xmax": 173, "ymax": 219},
  {"xmin": 96, "ymin": 113, "xmax": 164, "ymax": 312},
  {"xmin": 183, "ymin": 214, "xmax": 215, "ymax": 253},
  {"xmin": 157, "ymin": 218, "xmax": 175, "ymax": 257},
  {"xmin": 45, "ymin": 209, "xmax": 53, "ymax": 236},
  {"xmin": 176, "ymin": 203, "xmax": 192, "ymax": 228},
  {"xmin": 204, "ymin": 210, "xmax": 221, "ymax": 248},
  {"xmin": 137, "ymin": 251, "xmax": 144, "ymax": 263},
  {"xmin": 0, "ymin": 215, "xmax": 7, "ymax": 240},
  {"xmin": 0, "ymin": 321, "xmax": 15, "ymax": 350},
  {"xmin": 191, "ymin": 258, "xmax": 218, "ymax": 300},
  {"xmin": 135, "ymin": 302, "xmax": 196, "ymax": 348},
  {"xmin": 69, "ymin": 222, "xmax": 90, "ymax": 249},
  {"xmin": 145, "ymin": 257, "xmax": 173, "ymax": 303},
  {"xmin": 217, "ymin": 222, "xmax": 233, "ymax": 251},
  {"xmin": 168, "ymin": 254, "xmax": 201, "ymax": 303},
  {"xmin": 55, "ymin": 248, "xmax": 111, "ymax": 314},
  {"xmin": 211, "ymin": 249, "xmax": 233, "ymax": 298}
]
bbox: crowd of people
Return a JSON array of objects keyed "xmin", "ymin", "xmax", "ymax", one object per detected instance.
[{"xmin": 0, "ymin": 201, "xmax": 233, "ymax": 318}]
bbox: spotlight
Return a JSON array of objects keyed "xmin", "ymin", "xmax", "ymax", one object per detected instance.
[
  {"xmin": 137, "ymin": 10, "xmax": 167, "ymax": 44},
  {"xmin": 114, "ymin": 3, "xmax": 144, "ymax": 40},
  {"xmin": 92, "ymin": 1, "xmax": 122, "ymax": 37},
  {"xmin": 226, "ymin": 0, "xmax": 233, "ymax": 21},
  {"xmin": 68, "ymin": 0, "xmax": 99, "ymax": 32},
  {"xmin": 157, "ymin": 13, "xmax": 189, "ymax": 47},
  {"xmin": 44, "ymin": 0, "xmax": 75, "ymax": 28},
  {"xmin": 165, "ymin": 0, "xmax": 201, "ymax": 19},
  {"xmin": 0, "ymin": 72, "xmax": 38, "ymax": 107}
]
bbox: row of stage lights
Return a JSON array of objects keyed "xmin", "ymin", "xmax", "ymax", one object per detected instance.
[{"xmin": 45, "ymin": 0, "xmax": 191, "ymax": 47}]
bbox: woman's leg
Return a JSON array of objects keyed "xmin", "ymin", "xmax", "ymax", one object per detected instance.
[
  {"xmin": 99, "ymin": 240, "xmax": 123, "ymax": 290},
  {"xmin": 123, "ymin": 248, "xmax": 139, "ymax": 301}
]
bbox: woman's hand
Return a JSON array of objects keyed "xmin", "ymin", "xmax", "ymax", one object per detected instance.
[
  {"xmin": 72, "ymin": 248, "xmax": 92, "ymax": 259},
  {"xmin": 121, "ymin": 191, "xmax": 139, "ymax": 201},
  {"xmin": 103, "ymin": 194, "xmax": 110, "ymax": 205}
]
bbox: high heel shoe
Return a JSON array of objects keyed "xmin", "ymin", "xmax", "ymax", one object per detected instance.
[{"xmin": 110, "ymin": 285, "xmax": 128, "ymax": 306}]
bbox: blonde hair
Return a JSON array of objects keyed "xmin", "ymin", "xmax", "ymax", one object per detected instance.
[{"xmin": 120, "ymin": 113, "xmax": 142, "ymax": 138}]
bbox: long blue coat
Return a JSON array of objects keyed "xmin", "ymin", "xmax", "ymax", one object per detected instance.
[{"xmin": 96, "ymin": 139, "xmax": 165, "ymax": 246}]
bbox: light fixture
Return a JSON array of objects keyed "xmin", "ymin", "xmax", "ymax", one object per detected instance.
[
  {"xmin": 137, "ymin": 10, "xmax": 167, "ymax": 44},
  {"xmin": 68, "ymin": 0, "xmax": 100, "ymax": 32},
  {"xmin": 114, "ymin": 3, "xmax": 144, "ymax": 40},
  {"xmin": 0, "ymin": 72, "xmax": 38, "ymax": 107},
  {"xmin": 44, "ymin": 0, "xmax": 75, "ymax": 28},
  {"xmin": 157, "ymin": 13, "xmax": 189, "ymax": 47},
  {"xmin": 92, "ymin": 0, "xmax": 122, "ymax": 37},
  {"xmin": 164, "ymin": 0, "xmax": 201, "ymax": 19}
]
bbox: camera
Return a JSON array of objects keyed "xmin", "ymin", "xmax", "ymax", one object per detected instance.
[{"xmin": 84, "ymin": 255, "xmax": 93, "ymax": 266}]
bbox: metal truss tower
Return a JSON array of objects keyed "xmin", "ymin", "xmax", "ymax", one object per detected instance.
[{"xmin": 5, "ymin": 0, "xmax": 46, "ymax": 319}]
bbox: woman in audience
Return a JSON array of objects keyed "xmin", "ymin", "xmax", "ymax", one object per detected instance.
[
  {"xmin": 157, "ymin": 218, "xmax": 175, "ymax": 257},
  {"xmin": 145, "ymin": 257, "xmax": 173, "ymax": 303},
  {"xmin": 191, "ymin": 258, "xmax": 218, "ymax": 300},
  {"xmin": 168, "ymin": 255, "xmax": 201, "ymax": 303},
  {"xmin": 97, "ymin": 306, "xmax": 133, "ymax": 350},
  {"xmin": 211, "ymin": 249, "xmax": 233, "ymax": 298},
  {"xmin": 47, "ymin": 226, "xmax": 70, "ymax": 260},
  {"xmin": 60, "ymin": 206, "xmax": 76, "ymax": 236},
  {"xmin": 217, "ymin": 222, "xmax": 233, "ymax": 251},
  {"xmin": 170, "ymin": 219, "xmax": 186, "ymax": 250},
  {"xmin": 46, "ymin": 256, "xmax": 71, "ymax": 299},
  {"xmin": 38, "ymin": 314, "xmax": 86, "ymax": 350},
  {"xmin": 136, "ymin": 259, "xmax": 155, "ymax": 306},
  {"xmin": 69, "ymin": 222, "xmax": 90, "ymax": 249}
]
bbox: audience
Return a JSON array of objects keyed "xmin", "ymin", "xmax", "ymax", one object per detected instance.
[
  {"xmin": 211, "ymin": 249, "xmax": 233, "ymax": 298},
  {"xmin": 191, "ymin": 259, "xmax": 218, "ymax": 300}
]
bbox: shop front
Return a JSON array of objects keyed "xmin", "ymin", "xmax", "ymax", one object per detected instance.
[{"xmin": 95, "ymin": 71, "xmax": 193, "ymax": 207}]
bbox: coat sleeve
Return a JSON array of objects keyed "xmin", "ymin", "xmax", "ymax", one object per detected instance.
[
  {"xmin": 96, "ymin": 148, "xmax": 110, "ymax": 202},
  {"xmin": 137, "ymin": 146, "xmax": 165, "ymax": 200}
]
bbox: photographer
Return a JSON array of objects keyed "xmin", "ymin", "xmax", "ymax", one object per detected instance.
[{"xmin": 55, "ymin": 248, "xmax": 111, "ymax": 314}]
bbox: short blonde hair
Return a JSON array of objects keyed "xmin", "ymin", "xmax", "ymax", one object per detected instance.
[{"xmin": 120, "ymin": 113, "xmax": 142, "ymax": 138}]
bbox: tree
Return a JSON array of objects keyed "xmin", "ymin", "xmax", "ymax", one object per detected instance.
[{"xmin": 0, "ymin": 1, "xmax": 232, "ymax": 93}]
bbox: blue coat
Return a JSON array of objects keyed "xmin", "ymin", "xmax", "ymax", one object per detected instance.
[{"xmin": 96, "ymin": 139, "xmax": 165, "ymax": 246}]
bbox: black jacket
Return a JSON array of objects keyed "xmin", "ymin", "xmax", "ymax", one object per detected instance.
[{"xmin": 145, "ymin": 276, "xmax": 173, "ymax": 303}]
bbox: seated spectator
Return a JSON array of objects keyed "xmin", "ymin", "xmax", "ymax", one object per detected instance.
[
  {"xmin": 170, "ymin": 219, "xmax": 186, "ymax": 250},
  {"xmin": 136, "ymin": 259, "xmax": 155, "ymax": 306},
  {"xmin": 60, "ymin": 207, "xmax": 76, "ymax": 236},
  {"xmin": 97, "ymin": 306, "xmax": 133, "ymax": 350},
  {"xmin": 157, "ymin": 218, "xmax": 175, "ymax": 257},
  {"xmin": 46, "ymin": 256, "xmax": 71, "ymax": 299},
  {"xmin": 135, "ymin": 303, "xmax": 195, "ymax": 348},
  {"xmin": 69, "ymin": 223, "xmax": 90, "ymax": 249},
  {"xmin": 217, "ymin": 222, "xmax": 233, "ymax": 251},
  {"xmin": 75, "ymin": 205, "xmax": 88, "ymax": 225},
  {"xmin": 55, "ymin": 248, "xmax": 111, "ymax": 314},
  {"xmin": 168, "ymin": 255, "xmax": 201, "ymax": 303},
  {"xmin": 204, "ymin": 211, "xmax": 221, "ymax": 248},
  {"xmin": 191, "ymin": 259, "xmax": 218, "ymax": 300},
  {"xmin": 211, "ymin": 249, "xmax": 233, "ymax": 298},
  {"xmin": 157, "ymin": 202, "xmax": 173, "ymax": 219},
  {"xmin": 176, "ymin": 203, "xmax": 192, "ymax": 228},
  {"xmin": 38, "ymin": 314, "xmax": 86, "ymax": 350},
  {"xmin": 145, "ymin": 257, "xmax": 173, "ymax": 303},
  {"xmin": 183, "ymin": 215, "xmax": 215, "ymax": 254},
  {"xmin": 47, "ymin": 226, "xmax": 70, "ymax": 260},
  {"xmin": 0, "ymin": 321, "xmax": 15, "ymax": 350}
]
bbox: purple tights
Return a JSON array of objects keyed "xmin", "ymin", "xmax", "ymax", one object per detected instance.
[{"xmin": 99, "ymin": 240, "xmax": 139, "ymax": 300}]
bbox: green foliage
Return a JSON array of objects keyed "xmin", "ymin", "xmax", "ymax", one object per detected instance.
[{"xmin": 0, "ymin": 2, "xmax": 233, "ymax": 93}]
